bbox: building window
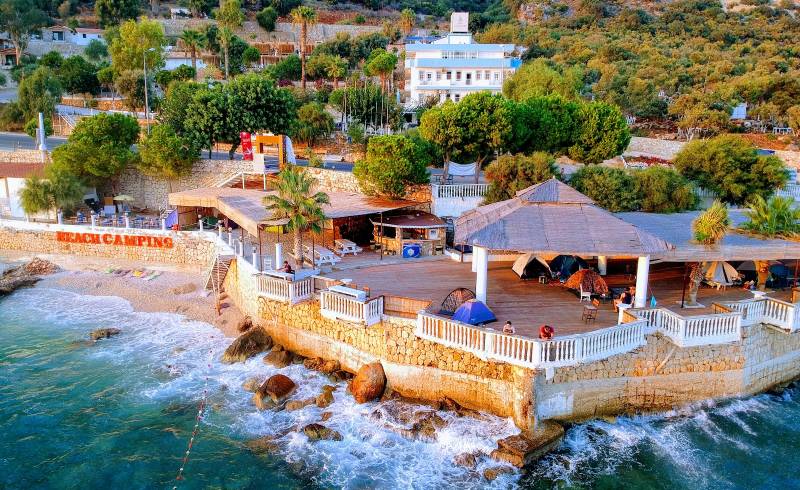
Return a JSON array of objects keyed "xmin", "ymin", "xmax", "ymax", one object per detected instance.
[
  {"xmin": 484, "ymin": 70, "xmax": 490, "ymax": 80},
  {"xmin": 436, "ymin": 72, "xmax": 441, "ymax": 81},
  {"xmin": 455, "ymin": 94, "xmax": 460, "ymax": 102},
  {"xmin": 419, "ymin": 71, "xmax": 424, "ymax": 81},
  {"xmin": 82, "ymin": 33, "xmax": 87, "ymax": 38},
  {"xmin": 53, "ymin": 31, "xmax": 64, "ymax": 41},
  {"xmin": 446, "ymin": 71, "xmax": 451, "ymax": 80},
  {"xmin": 476, "ymin": 71, "xmax": 481, "ymax": 81},
  {"xmin": 466, "ymin": 73, "xmax": 472, "ymax": 86},
  {"xmin": 456, "ymin": 71, "xmax": 461, "ymax": 81},
  {"xmin": 426, "ymin": 72, "xmax": 431, "ymax": 81},
  {"xmin": 494, "ymin": 72, "xmax": 499, "ymax": 82}
]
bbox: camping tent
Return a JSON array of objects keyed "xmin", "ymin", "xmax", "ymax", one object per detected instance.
[
  {"xmin": 451, "ymin": 299, "xmax": 497, "ymax": 326},
  {"xmin": 704, "ymin": 261, "xmax": 741, "ymax": 286},
  {"xmin": 512, "ymin": 254, "xmax": 551, "ymax": 280},
  {"xmin": 550, "ymin": 255, "xmax": 589, "ymax": 279},
  {"xmin": 564, "ymin": 269, "xmax": 609, "ymax": 294}
]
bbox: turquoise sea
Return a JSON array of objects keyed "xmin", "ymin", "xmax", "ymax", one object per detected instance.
[{"xmin": 1, "ymin": 282, "xmax": 799, "ymax": 489}]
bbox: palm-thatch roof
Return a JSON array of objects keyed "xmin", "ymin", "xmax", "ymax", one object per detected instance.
[
  {"xmin": 168, "ymin": 187, "xmax": 415, "ymax": 236},
  {"xmin": 454, "ymin": 178, "xmax": 673, "ymax": 257}
]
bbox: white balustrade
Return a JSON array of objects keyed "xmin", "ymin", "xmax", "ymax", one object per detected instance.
[
  {"xmin": 431, "ymin": 184, "xmax": 490, "ymax": 199},
  {"xmin": 718, "ymin": 298, "xmax": 799, "ymax": 332},
  {"xmin": 415, "ymin": 312, "xmax": 650, "ymax": 369},
  {"xmin": 320, "ymin": 290, "xmax": 384, "ymax": 326},
  {"xmin": 255, "ymin": 274, "xmax": 312, "ymax": 304}
]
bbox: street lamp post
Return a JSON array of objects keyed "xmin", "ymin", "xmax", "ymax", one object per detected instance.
[{"xmin": 143, "ymin": 48, "xmax": 156, "ymax": 134}]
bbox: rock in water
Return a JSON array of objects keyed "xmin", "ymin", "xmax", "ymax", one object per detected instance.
[
  {"xmin": 263, "ymin": 350, "xmax": 293, "ymax": 368},
  {"xmin": 285, "ymin": 398, "xmax": 315, "ymax": 411},
  {"xmin": 245, "ymin": 435, "xmax": 281, "ymax": 455},
  {"xmin": 453, "ymin": 452, "xmax": 479, "ymax": 469},
  {"xmin": 89, "ymin": 328, "xmax": 121, "ymax": 341},
  {"xmin": 319, "ymin": 359, "xmax": 340, "ymax": 374},
  {"xmin": 258, "ymin": 374, "xmax": 296, "ymax": 403},
  {"xmin": 302, "ymin": 423, "xmax": 343, "ymax": 441},
  {"xmin": 316, "ymin": 390, "xmax": 334, "ymax": 408},
  {"xmin": 221, "ymin": 327, "xmax": 272, "ymax": 363},
  {"xmin": 236, "ymin": 316, "xmax": 253, "ymax": 333},
  {"xmin": 351, "ymin": 362, "xmax": 386, "ymax": 403},
  {"xmin": 242, "ymin": 377, "xmax": 261, "ymax": 392},
  {"xmin": 483, "ymin": 466, "xmax": 513, "ymax": 482},
  {"xmin": 303, "ymin": 357, "xmax": 323, "ymax": 370},
  {"xmin": 490, "ymin": 421, "xmax": 564, "ymax": 467}
]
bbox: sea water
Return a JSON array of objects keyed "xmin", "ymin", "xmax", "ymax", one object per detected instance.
[{"xmin": 1, "ymin": 285, "xmax": 799, "ymax": 489}]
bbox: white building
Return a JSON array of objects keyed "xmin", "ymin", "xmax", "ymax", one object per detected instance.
[
  {"xmin": 404, "ymin": 12, "xmax": 520, "ymax": 106},
  {"xmin": 40, "ymin": 26, "xmax": 104, "ymax": 46},
  {"xmin": 0, "ymin": 162, "xmax": 45, "ymax": 219}
]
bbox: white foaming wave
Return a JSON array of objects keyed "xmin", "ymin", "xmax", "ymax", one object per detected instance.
[{"xmin": 9, "ymin": 287, "xmax": 521, "ymax": 488}]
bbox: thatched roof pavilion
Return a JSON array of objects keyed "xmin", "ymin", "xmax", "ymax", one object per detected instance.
[
  {"xmin": 455, "ymin": 178, "xmax": 673, "ymax": 257},
  {"xmin": 453, "ymin": 179, "xmax": 674, "ymax": 308}
]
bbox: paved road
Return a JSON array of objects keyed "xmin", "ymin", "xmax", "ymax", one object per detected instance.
[{"xmin": 0, "ymin": 132, "xmax": 66, "ymax": 151}]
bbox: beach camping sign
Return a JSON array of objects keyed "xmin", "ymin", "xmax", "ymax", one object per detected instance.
[{"xmin": 56, "ymin": 231, "xmax": 174, "ymax": 248}]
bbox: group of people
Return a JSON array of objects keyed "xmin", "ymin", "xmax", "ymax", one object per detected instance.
[
  {"xmin": 500, "ymin": 321, "xmax": 555, "ymax": 340},
  {"xmin": 613, "ymin": 286, "xmax": 636, "ymax": 312}
]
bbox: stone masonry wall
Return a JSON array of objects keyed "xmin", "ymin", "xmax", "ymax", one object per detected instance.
[
  {"xmin": 0, "ymin": 222, "xmax": 217, "ymax": 266},
  {"xmin": 222, "ymin": 259, "xmax": 535, "ymax": 429},
  {"xmin": 536, "ymin": 326, "xmax": 800, "ymax": 422}
]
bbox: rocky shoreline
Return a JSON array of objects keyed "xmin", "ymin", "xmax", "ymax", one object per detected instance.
[{"xmin": 222, "ymin": 319, "xmax": 564, "ymax": 481}]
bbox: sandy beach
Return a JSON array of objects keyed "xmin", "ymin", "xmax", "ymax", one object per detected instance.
[{"xmin": 0, "ymin": 251, "xmax": 244, "ymax": 337}]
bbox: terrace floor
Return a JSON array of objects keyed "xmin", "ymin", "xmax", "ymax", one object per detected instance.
[{"xmin": 327, "ymin": 259, "xmax": 794, "ymax": 338}]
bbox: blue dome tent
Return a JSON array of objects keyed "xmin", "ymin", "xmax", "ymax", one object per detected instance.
[
  {"xmin": 549, "ymin": 255, "xmax": 589, "ymax": 280},
  {"xmin": 451, "ymin": 299, "xmax": 497, "ymax": 326}
]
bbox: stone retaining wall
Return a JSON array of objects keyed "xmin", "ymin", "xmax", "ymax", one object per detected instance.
[
  {"xmin": 536, "ymin": 326, "xmax": 800, "ymax": 421},
  {"xmin": 0, "ymin": 221, "xmax": 218, "ymax": 265},
  {"xmin": 222, "ymin": 258, "xmax": 535, "ymax": 430},
  {"xmin": 0, "ymin": 150, "xmax": 48, "ymax": 164}
]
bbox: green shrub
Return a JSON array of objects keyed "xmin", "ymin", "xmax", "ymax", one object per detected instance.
[
  {"xmin": 631, "ymin": 166, "xmax": 697, "ymax": 213},
  {"xmin": 484, "ymin": 152, "xmax": 559, "ymax": 204},
  {"xmin": 569, "ymin": 165, "xmax": 639, "ymax": 212},
  {"xmin": 354, "ymin": 135, "xmax": 431, "ymax": 198}
]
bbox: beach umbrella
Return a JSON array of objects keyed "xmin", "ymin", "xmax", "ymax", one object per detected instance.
[
  {"xmin": 563, "ymin": 269, "xmax": 609, "ymax": 294},
  {"xmin": 512, "ymin": 254, "xmax": 551, "ymax": 279},
  {"xmin": 451, "ymin": 299, "xmax": 497, "ymax": 326},
  {"xmin": 549, "ymin": 255, "xmax": 589, "ymax": 279},
  {"xmin": 113, "ymin": 195, "xmax": 135, "ymax": 202},
  {"xmin": 703, "ymin": 261, "xmax": 740, "ymax": 286}
]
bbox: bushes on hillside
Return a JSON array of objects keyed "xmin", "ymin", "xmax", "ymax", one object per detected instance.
[{"xmin": 484, "ymin": 153, "xmax": 559, "ymax": 204}]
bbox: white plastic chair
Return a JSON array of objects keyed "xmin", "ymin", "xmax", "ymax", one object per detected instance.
[{"xmin": 580, "ymin": 286, "xmax": 591, "ymax": 302}]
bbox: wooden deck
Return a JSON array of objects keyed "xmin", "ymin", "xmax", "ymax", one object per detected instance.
[{"xmin": 328, "ymin": 260, "xmax": 793, "ymax": 338}]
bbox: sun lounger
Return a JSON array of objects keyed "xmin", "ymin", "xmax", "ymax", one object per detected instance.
[{"xmin": 334, "ymin": 239, "xmax": 363, "ymax": 256}]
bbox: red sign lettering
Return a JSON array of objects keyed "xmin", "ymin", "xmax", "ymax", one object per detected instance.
[{"xmin": 56, "ymin": 231, "xmax": 174, "ymax": 249}]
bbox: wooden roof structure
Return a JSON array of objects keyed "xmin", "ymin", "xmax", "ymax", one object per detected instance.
[
  {"xmin": 454, "ymin": 178, "xmax": 674, "ymax": 257},
  {"xmin": 168, "ymin": 187, "xmax": 417, "ymax": 236},
  {"xmin": 618, "ymin": 210, "xmax": 800, "ymax": 261},
  {"xmin": 370, "ymin": 212, "xmax": 446, "ymax": 229}
]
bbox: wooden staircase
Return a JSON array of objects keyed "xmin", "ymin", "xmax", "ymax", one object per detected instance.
[{"xmin": 204, "ymin": 256, "xmax": 233, "ymax": 295}]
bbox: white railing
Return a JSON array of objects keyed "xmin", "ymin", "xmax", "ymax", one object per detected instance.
[
  {"xmin": 320, "ymin": 291, "xmax": 384, "ymax": 326},
  {"xmin": 255, "ymin": 274, "xmax": 312, "ymax": 304},
  {"xmin": 632, "ymin": 308, "xmax": 741, "ymax": 347},
  {"xmin": 415, "ymin": 312, "xmax": 650, "ymax": 369},
  {"xmin": 431, "ymin": 183, "xmax": 490, "ymax": 199},
  {"xmin": 776, "ymin": 183, "xmax": 800, "ymax": 201},
  {"xmin": 719, "ymin": 297, "xmax": 799, "ymax": 332}
]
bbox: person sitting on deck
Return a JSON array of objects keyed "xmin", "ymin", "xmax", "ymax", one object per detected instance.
[
  {"xmin": 614, "ymin": 287, "xmax": 635, "ymax": 312},
  {"xmin": 539, "ymin": 324, "xmax": 554, "ymax": 340},
  {"xmin": 280, "ymin": 261, "xmax": 294, "ymax": 275},
  {"xmin": 503, "ymin": 321, "xmax": 515, "ymax": 335}
]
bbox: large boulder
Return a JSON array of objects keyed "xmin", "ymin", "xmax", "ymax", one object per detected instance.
[
  {"xmin": 258, "ymin": 374, "xmax": 296, "ymax": 403},
  {"xmin": 221, "ymin": 327, "xmax": 273, "ymax": 363},
  {"xmin": 319, "ymin": 359, "xmax": 340, "ymax": 375},
  {"xmin": 302, "ymin": 423, "xmax": 343, "ymax": 441},
  {"xmin": 490, "ymin": 421, "xmax": 564, "ymax": 467},
  {"xmin": 89, "ymin": 327, "xmax": 121, "ymax": 341},
  {"xmin": 242, "ymin": 377, "xmax": 261, "ymax": 392},
  {"xmin": 285, "ymin": 398, "xmax": 316, "ymax": 411},
  {"xmin": 21, "ymin": 258, "xmax": 59, "ymax": 275},
  {"xmin": 263, "ymin": 349, "xmax": 293, "ymax": 368},
  {"xmin": 236, "ymin": 316, "xmax": 253, "ymax": 333},
  {"xmin": 351, "ymin": 362, "xmax": 386, "ymax": 403},
  {"xmin": 316, "ymin": 390, "xmax": 334, "ymax": 408}
]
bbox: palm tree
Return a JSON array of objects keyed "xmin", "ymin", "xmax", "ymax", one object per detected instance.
[
  {"xmin": 263, "ymin": 166, "xmax": 329, "ymax": 269},
  {"xmin": 291, "ymin": 6, "xmax": 317, "ymax": 91},
  {"xmin": 399, "ymin": 8, "xmax": 415, "ymax": 36},
  {"xmin": 179, "ymin": 29, "xmax": 206, "ymax": 80},
  {"xmin": 741, "ymin": 194, "xmax": 800, "ymax": 238},
  {"xmin": 19, "ymin": 177, "xmax": 51, "ymax": 219},
  {"xmin": 686, "ymin": 200, "xmax": 730, "ymax": 305},
  {"xmin": 325, "ymin": 55, "xmax": 347, "ymax": 89},
  {"xmin": 216, "ymin": 0, "xmax": 244, "ymax": 80}
]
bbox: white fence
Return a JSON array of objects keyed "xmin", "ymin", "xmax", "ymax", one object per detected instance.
[
  {"xmin": 718, "ymin": 297, "xmax": 799, "ymax": 332},
  {"xmin": 255, "ymin": 274, "xmax": 313, "ymax": 304},
  {"xmin": 415, "ymin": 312, "xmax": 651, "ymax": 369},
  {"xmin": 320, "ymin": 291, "xmax": 384, "ymax": 326},
  {"xmin": 776, "ymin": 184, "xmax": 800, "ymax": 201},
  {"xmin": 431, "ymin": 184, "xmax": 490, "ymax": 199},
  {"xmin": 633, "ymin": 308, "xmax": 742, "ymax": 347}
]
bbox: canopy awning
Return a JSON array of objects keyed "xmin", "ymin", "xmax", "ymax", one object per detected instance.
[{"xmin": 168, "ymin": 187, "xmax": 417, "ymax": 236}]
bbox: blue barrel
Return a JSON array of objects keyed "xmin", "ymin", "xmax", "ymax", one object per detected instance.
[{"xmin": 402, "ymin": 244, "xmax": 421, "ymax": 258}]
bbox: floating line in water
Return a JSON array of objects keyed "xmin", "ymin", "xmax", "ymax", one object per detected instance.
[{"xmin": 173, "ymin": 346, "xmax": 214, "ymax": 488}]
